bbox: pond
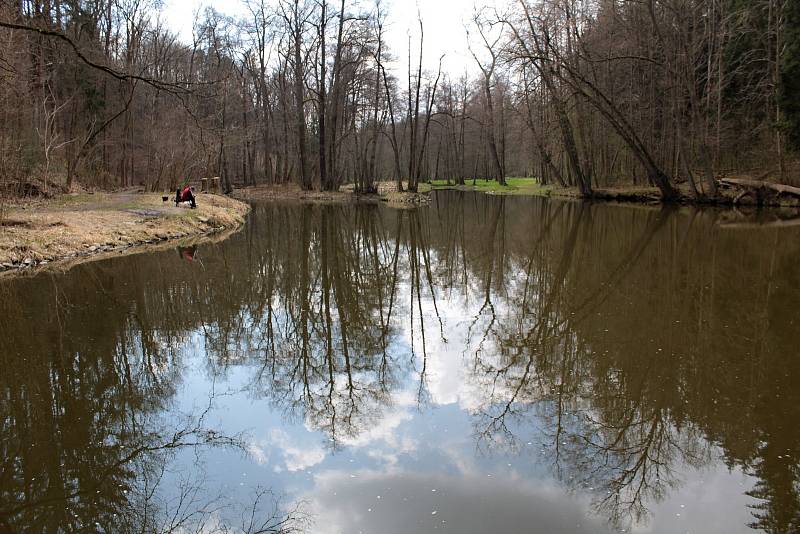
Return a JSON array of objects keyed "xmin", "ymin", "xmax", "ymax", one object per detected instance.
[{"xmin": 1, "ymin": 192, "xmax": 799, "ymax": 533}]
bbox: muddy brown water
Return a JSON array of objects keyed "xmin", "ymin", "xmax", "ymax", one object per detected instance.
[{"xmin": 1, "ymin": 192, "xmax": 799, "ymax": 533}]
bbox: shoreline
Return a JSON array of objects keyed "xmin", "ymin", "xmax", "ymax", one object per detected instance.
[
  {"xmin": 4, "ymin": 178, "xmax": 794, "ymax": 280},
  {"xmin": 234, "ymin": 178, "xmax": 800, "ymax": 210},
  {"xmin": 427, "ymin": 179, "xmax": 800, "ymax": 208},
  {"xmin": 0, "ymin": 192, "xmax": 250, "ymax": 277},
  {"xmin": 232, "ymin": 183, "xmax": 431, "ymax": 207}
]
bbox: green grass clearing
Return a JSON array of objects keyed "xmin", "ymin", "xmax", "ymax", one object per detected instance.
[{"xmin": 424, "ymin": 177, "xmax": 552, "ymax": 196}]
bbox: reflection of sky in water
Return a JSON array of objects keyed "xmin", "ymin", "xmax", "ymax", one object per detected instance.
[
  {"xmin": 5, "ymin": 197, "xmax": 799, "ymax": 533},
  {"xmin": 166, "ymin": 286, "xmax": 758, "ymax": 534}
]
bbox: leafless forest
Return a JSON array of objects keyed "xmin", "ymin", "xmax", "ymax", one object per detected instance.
[{"xmin": 1, "ymin": 0, "xmax": 798, "ymax": 199}]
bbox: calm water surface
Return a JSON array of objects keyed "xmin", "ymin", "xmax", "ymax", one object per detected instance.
[{"xmin": 2, "ymin": 192, "xmax": 799, "ymax": 533}]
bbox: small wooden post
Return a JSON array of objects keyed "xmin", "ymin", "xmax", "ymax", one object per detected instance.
[
  {"xmin": 201, "ymin": 178, "xmax": 209, "ymax": 193},
  {"xmin": 210, "ymin": 177, "xmax": 221, "ymax": 193}
]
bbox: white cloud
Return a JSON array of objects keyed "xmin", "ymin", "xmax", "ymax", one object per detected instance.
[
  {"xmin": 298, "ymin": 469, "xmax": 612, "ymax": 534},
  {"xmin": 248, "ymin": 429, "xmax": 327, "ymax": 472},
  {"xmin": 338, "ymin": 405, "xmax": 416, "ymax": 452},
  {"xmin": 272, "ymin": 429, "xmax": 327, "ymax": 472},
  {"xmin": 247, "ymin": 441, "xmax": 271, "ymax": 465},
  {"xmin": 400, "ymin": 287, "xmax": 493, "ymax": 412}
]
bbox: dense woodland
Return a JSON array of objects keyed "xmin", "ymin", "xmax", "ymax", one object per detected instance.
[{"xmin": 0, "ymin": 0, "xmax": 799, "ymax": 199}]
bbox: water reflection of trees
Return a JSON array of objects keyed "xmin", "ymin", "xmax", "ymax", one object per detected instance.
[
  {"xmin": 211, "ymin": 196, "xmax": 800, "ymax": 532},
  {"xmin": 440, "ymin": 196, "xmax": 800, "ymax": 532},
  {"xmin": 236, "ymin": 204, "xmax": 405, "ymax": 445},
  {"xmin": 2, "ymin": 194, "xmax": 799, "ymax": 532},
  {"xmin": 0, "ymin": 261, "xmax": 300, "ymax": 532},
  {"xmin": 206, "ymin": 203, "xmax": 448, "ymax": 442}
]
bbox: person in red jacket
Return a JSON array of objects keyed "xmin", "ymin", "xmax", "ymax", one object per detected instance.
[{"xmin": 175, "ymin": 185, "xmax": 197, "ymax": 208}]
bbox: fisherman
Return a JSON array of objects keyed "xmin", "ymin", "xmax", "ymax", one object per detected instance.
[{"xmin": 175, "ymin": 185, "xmax": 197, "ymax": 208}]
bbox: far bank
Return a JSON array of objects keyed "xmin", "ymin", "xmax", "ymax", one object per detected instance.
[{"xmin": 231, "ymin": 176, "xmax": 800, "ymax": 209}]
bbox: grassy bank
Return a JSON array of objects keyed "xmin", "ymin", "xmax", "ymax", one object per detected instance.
[
  {"xmin": 0, "ymin": 192, "xmax": 249, "ymax": 275},
  {"xmin": 424, "ymin": 178, "xmax": 669, "ymax": 202},
  {"xmin": 427, "ymin": 177, "xmax": 800, "ymax": 207},
  {"xmin": 234, "ymin": 179, "xmax": 547, "ymax": 204},
  {"xmin": 424, "ymin": 177, "xmax": 553, "ymax": 196},
  {"xmin": 234, "ymin": 176, "xmax": 800, "ymax": 211},
  {"xmin": 234, "ymin": 182, "xmax": 431, "ymax": 206}
]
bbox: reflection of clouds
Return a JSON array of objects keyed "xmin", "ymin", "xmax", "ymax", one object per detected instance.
[
  {"xmin": 337, "ymin": 392, "xmax": 417, "ymax": 452},
  {"xmin": 247, "ymin": 398, "xmax": 418, "ymax": 476},
  {"xmin": 301, "ymin": 469, "xmax": 612, "ymax": 534},
  {"xmin": 366, "ymin": 448, "xmax": 400, "ymax": 468},
  {"xmin": 405, "ymin": 290, "xmax": 506, "ymax": 412},
  {"xmin": 248, "ymin": 430, "xmax": 326, "ymax": 472},
  {"xmin": 298, "ymin": 463, "xmax": 754, "ymax": 534},
  {"xmin": 247, "ymin": 442, "xmax": 270, "ymax": 466},
  {"xmin": 629, "ymin": 463, "xmax": 756, "ymax": 534}
]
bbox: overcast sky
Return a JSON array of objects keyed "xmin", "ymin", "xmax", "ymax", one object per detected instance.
[{"xmin": 161, "ymin": 0, "xmax": 509, "ymax": 77}]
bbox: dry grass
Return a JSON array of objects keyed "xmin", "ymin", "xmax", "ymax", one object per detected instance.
[
  {"xmin": 233, "ymin": 183, "xmax": 355, "ymax": 203},
  {"xmin": 0, "ymin": 192, "xmax": 249, "ymax": 268},
  {"xmin": 235, "ymin": 181, "xmax": 430, "ymax": 206}
]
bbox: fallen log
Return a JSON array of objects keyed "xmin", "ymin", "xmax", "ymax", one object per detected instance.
[{"xmin": 719, "ymin": 177, "xmax": 800, "ymax": 197}]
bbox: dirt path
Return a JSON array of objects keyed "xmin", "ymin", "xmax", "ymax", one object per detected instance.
[{"xmin": 0, "ymin": 192, "xmax": 249, "ymax": 275}]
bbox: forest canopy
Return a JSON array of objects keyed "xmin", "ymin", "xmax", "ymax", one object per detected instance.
[{"xmin": 0, "ymin": 0, "xmax": 798, "ymax": 198}]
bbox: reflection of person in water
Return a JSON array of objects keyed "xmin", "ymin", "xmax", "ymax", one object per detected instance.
[{"xmin": 179, "ymin": 246, "xmax": 197, "ymax": 262}]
